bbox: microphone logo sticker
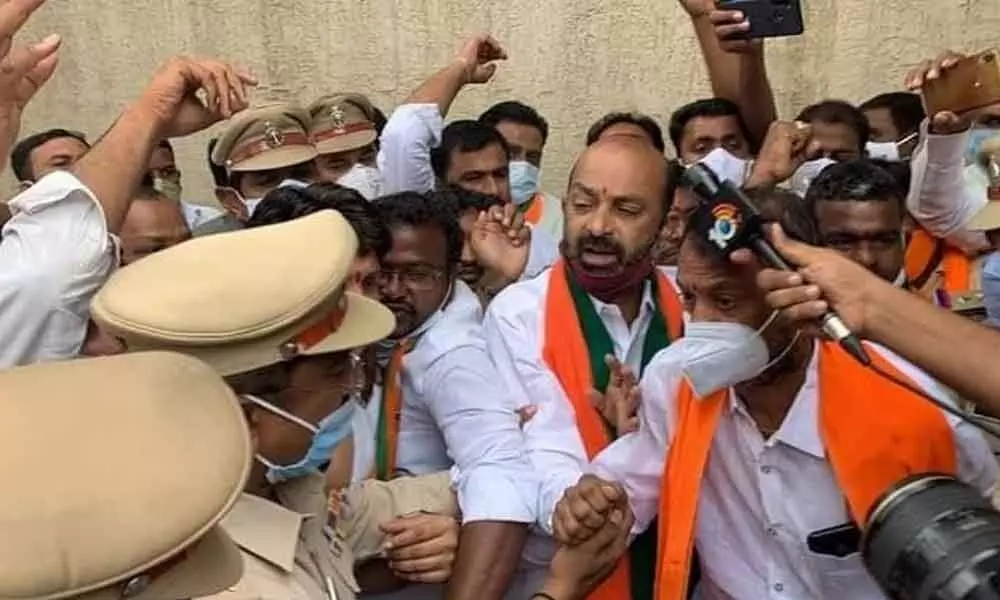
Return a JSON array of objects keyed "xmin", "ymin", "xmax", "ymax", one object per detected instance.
[{"xmin": 708, "ymin": 203, "xmax": 741, "ymax": 249}]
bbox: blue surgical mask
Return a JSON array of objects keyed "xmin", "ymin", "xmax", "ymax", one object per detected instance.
[
  {"xmin": 508, "ymin": 161, "xmax": 540, "ymax": 206},
  {"xmin": 966, "ymin": 128, "xmax": 999, "ymax": 166},
  {"xmin": 243, "ymin": 393, "xmax": 357, "ymax": 483}
]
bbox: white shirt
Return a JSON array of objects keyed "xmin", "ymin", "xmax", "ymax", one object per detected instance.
[
  {"xmin": 482, "ymin": 266, "xmax": 678, "ymax": 564},
  {"xmin": 0, "ymin": 172, "xmax": 116, "ymax": 367},
  {"xmin": 396, "ymin": 280, "xmax": 537, "ymax": 524},
  {"xmin": 377, "ymin": 103, "xmax": 441, "ymax": 196},
  {"xmin": 585, "ymin": 340, "xmax": 998, "ymax": 600},
  {"xmin": 349, "ymin": 388, "xmax": 382, "ymax": 484},
  {"xmin": 907, "ymin": 120, "xmax": 991, "ymax": 250}
]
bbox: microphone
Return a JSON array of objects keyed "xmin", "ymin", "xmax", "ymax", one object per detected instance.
[{"xmin": 682, "ymin": 162, "xmax": 871, "ymax": 366}]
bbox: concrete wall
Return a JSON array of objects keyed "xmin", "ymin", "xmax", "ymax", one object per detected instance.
[{"xmin": 10, "ymin": 0, "xmax": 1000, "ymax": 202}]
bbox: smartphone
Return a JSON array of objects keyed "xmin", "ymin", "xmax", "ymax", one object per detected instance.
[
  {"xmin": 922, "ymin": 49, "xmax": 1000, "ymax": 116},
  {"xmin": 717, "ymin": 0, "xmax": 805, "ymax": 41},
  {"xmin": 806, "ymin": 522, "xmax": 861, "ymax": 558}
]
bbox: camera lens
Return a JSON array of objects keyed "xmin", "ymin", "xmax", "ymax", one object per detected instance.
[{"xmin": 863, "ymin": 474, "xmax": 1000, "ymax": 600}]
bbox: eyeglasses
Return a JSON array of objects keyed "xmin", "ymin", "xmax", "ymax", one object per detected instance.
[{"xmin": 375, "ymin": 266, "xmax": 445, "ymax": 292}]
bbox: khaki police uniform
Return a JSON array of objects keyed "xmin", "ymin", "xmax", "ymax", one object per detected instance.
[
  {"xmin": 211, "ymin": 103, "xmax": 319, "ymax": 173},
  {"xmin": 91, "ymin": 211, "xmax": 459, "ymax": 600},
  {"xmin": 0, "ymin": 351, "xmax": 250, "ymax": 599},
  {"xmin": 309, "ymin": 94, "xmax": 379, "ymax": 157}
]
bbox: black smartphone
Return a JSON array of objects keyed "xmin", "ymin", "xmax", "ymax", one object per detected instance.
[
  {"xmin": 806, "ymin": 522, "xmax": 862, "ymax": 558},
  {"xmin": 717, "ymin": 0, "xmax": 805, "ymax": 41}
]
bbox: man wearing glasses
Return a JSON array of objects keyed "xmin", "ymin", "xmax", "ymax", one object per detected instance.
[{"xmin": 370, "ymin": 191, "xmax": 538, "ymax": 600}]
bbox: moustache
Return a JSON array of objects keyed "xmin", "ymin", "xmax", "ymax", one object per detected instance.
[
  {"xmin": 383, "ymin": 301, "xmax": 414, "ymax": 317},
  {"xmin": 577, "ymin": 235, "xmax": 625, "ymax": 258}
]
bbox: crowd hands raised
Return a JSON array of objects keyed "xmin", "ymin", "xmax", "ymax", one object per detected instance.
[{"xmin": 6, "ymin": 0, "xmax": 1000, "ymax": 598}]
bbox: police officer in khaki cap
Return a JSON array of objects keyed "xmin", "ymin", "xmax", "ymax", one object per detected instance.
[
  {"xmin": 0, "ymin": 351, "xmax": 250, "ymax": 599},
  {"xmin": 310, "ymin": 94, "xmax": 384, "ymax": 198},
  {"xmin": 91, "ymin": 211, "xmax": 459, "ymax": 599},
  {"xmin": 209, "ymin": 102, "xmax": 319, "ymax": 222}
]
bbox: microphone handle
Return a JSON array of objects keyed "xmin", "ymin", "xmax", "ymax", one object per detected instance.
[{"xmin": 749, "ymin": 237, "xmax": 871, "ymax": 365}]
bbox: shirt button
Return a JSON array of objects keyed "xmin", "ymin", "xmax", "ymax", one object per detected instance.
[
  {"xmin": 766, "ymin": 526, "xmax": 778, "ymax": 537},
  {"xmin": 760, "ymin": 465, "xmax": 773, "ymax": 474},
  {"xmin": 774, "ymin": 582, "xmax": 784, "ymax": 592}
]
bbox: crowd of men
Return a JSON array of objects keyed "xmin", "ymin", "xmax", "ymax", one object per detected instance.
[{"xmin": 4, "ymin": 0, "xmax": 1000, "ymax": 598}]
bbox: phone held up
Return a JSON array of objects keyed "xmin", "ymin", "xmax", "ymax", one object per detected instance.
[
  {"xmin": 717, "ymin": 0, "xmax": 805, "ymax": 41},
  {"xmin": 921, "ymin": 48, "xmax": 1000, "ymax": 116}
]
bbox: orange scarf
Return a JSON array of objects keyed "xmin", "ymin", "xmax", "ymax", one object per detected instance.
[
  {"xmin": 374, "ymin": 340, "xmax": 413, "ymax": 481},
  {"xmin": 543, "ymin": 260, "xmax": 683, "ymax": 600},
  {"xmin": 654, "ymin": 342, "xmax": 956, "ymax": 600},
  {"xmin": 905, "ymin": 226, "xmax": 971, "ymax": 296},
  {"xmin": 521, "ymin": 193, "xmax": 545, "ymax": 226}
]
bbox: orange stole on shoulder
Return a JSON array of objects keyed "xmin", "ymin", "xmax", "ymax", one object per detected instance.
[
  {"xmin": 542, "ymin": 260, "xmax": 683, "ymax": 600},
  {"xmin": 905, "ymin": 227, "xmax": 971, "ymax": 294},
  {"xmin": 654, "ymin": 342, "xmax": 957, "ymax": 600}
]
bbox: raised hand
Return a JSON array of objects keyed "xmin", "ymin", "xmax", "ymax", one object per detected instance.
[
  {"xmin": 136, "ymin": 56, "xmax": 257, "ymax": 140},
  {"xmin": 746, "ymin": 121, "xmax": 820, "ymax": 189},
  {"xmin": 589, "ymin": 355, "xmax": 640, "ymax": 437},
  {"xmin": 553, "ymin": 475, "xmax": 627, "ymax": 546},
  {"xmin": 708, "ymin": 7, "xmax": 763, "ymax": 54},
  {"xmin": 455, "ymin": 34, "xmax": 507, "ymax": 85},
  {"xmin": 905, "ymin": 50, "xmax": 1000, "ymax": 135},
  {"xmin": 0, "ymin": 0, "xmax": 61, "ymax": 165},
  {"xmin": 470, "ymin": 202, "xmax": 531, "ymax": 287}
]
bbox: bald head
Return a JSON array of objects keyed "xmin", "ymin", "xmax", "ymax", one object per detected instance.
[
  {"xmin": 120, "ymin": 190, "xmax": 191, "ymax": 265},
  {"xmin": 563, "ymin": 137, "xmax": 672, "ymax": 278}
]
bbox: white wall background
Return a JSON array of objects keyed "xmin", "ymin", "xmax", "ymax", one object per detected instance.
[{"xmin": 9, "ymin": 0, "xmax": 1000, "ymax": 202}]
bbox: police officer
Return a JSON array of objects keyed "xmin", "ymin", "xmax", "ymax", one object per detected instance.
[
  {"xmin": 203, "ymin": 103, "xmax": 319, "ymax": 230},
  {"xmin": 0, "ymin": 351, "xmax": 251, "ymax": 599},
  {"xmin": 91, "ymin": 211, "xmax": 459, "ymax": 598}
]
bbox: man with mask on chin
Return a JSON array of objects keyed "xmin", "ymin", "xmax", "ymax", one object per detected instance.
[
  {"xmin": 548, "ymin": 201, "xmax": 997, "ymax": 600},
  {"xmin": 309, "ymin": 93, "xmax": 385, "ymax": 200},
  {"xmin": 207, "ymin": 103, "xmax": 319, "ymax": 225},
  {"xmin": 91, "ymin": 210, "xmax": 463, "ymax": 599},
  {"xmin": 483, "ymin": 136, "xmax": 685, "ymax": 599}
]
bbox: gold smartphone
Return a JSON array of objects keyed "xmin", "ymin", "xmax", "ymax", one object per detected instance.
[{"xmin": 922, "ymin": 49, "xmax": 1000, "ymax": 116}]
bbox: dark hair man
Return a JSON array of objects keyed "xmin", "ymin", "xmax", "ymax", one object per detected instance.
[
  {"xmin": 371, "ymin": 191, "xmax": 538, "ymax": 600},
  {"xmin": 668, "ymin": 98, "xmax": 753, "ymax": 163},
  {"xmin": 796, "ymin": 100, "xmax": 871, "ymax": 161},
  {"xmin": 805, "ymin": 159, "xmax": 906, "ymax": 284},
  {"xmin": 10, "ymin": 128, "xmax": 90, "ymax": 189},
  {"xmin": 479, "ymin": 100, "xmax": 564, "ymax": 240},
  {"xmin": 860, "ymin": 92, "xmax": 925, "ymax": 161}
]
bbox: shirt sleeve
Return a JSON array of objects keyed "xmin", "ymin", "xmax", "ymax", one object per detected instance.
[
  {"xmin": 376, "ymin": 103, "xmax": 443, "ymax": 195},
  {"xmin": 0, "ymin": 171, "xmax": 116, "ymax": 367},
  {"xmin": 590, "ymin": 349, "xmax": 680, "ymax": 536},
  {"xmin": 874, "ymin": 344, "xmax": 999, "ymax": 497},
  {"xmin": 522, "ymin": 227, "xmax": 560, "ymax": 281},
  {"xmin": 482, "ymin": 291, "xmax": 590, "ymax": 534},
  {"xmin": 422, "ymin": 346, "xmax": 538, "ymax": 524},
  {"xmin": 907, "ymin": 121, "xmax": 990, "ymax": 249}
]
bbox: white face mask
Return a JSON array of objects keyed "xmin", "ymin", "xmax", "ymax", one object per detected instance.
[
  {"xmin": 866, "ymin": 132, "xmax": 918, "ymax": 162},
  {"xmin": 695, "ymin": 147, "xmax": 753, "ymax": 186},
  {"xmin": 782, "ymin": 158, "xmax": 837, "ymax": 198},
  {"xmin": 338, "ymin": 164, "xmax": 384, "ymax": 201},
  {"xmin": 508, "ymin": 160, "xmax": 541, "ymax": 205},
  {"xmin": 681, "ymin": 311, "xmax": 798, "ymax": 398}
]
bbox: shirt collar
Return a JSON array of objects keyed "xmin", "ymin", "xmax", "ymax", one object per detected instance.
[
  {"xmin": 221, "ymin": 493, "xmax": 304, "ymax": 572},
  {"xmin": 589, "ymin": 279, "xmax": 657, "ymax": 316},
  {"xmin": 728, "ymin": 340, "xmax": 826, "ymax": 458}
]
